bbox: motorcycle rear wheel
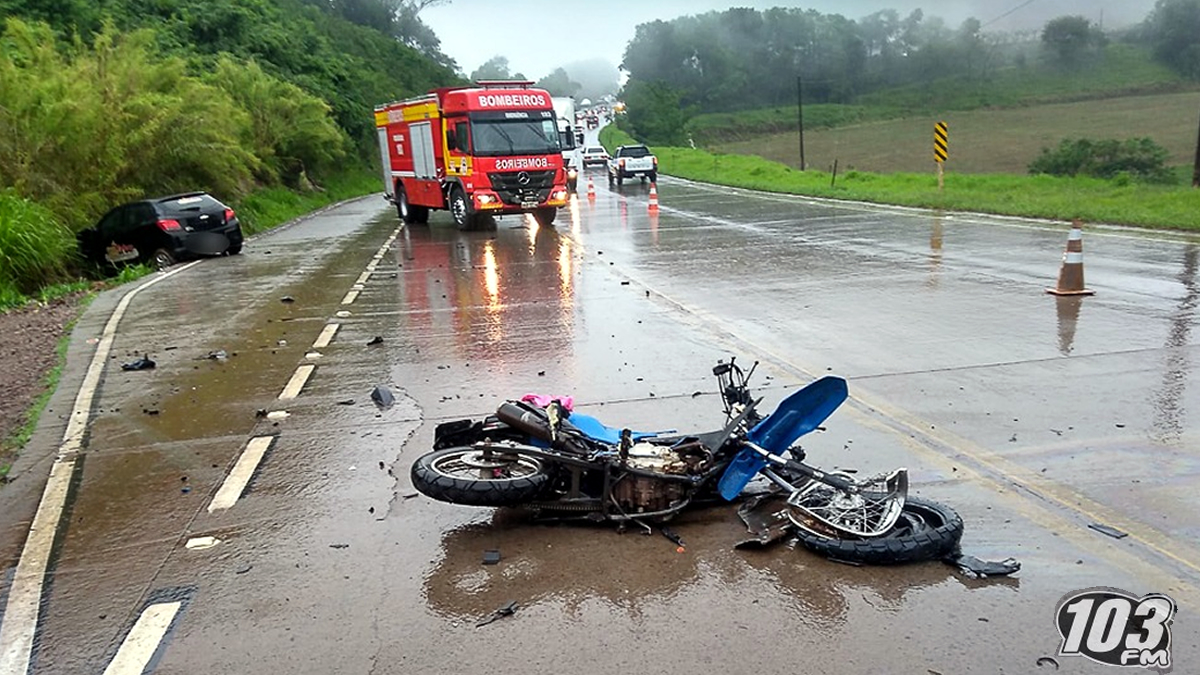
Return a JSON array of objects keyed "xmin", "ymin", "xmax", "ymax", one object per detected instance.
[
  {"xmin": 411, "ymin": 446, "xmax": 550, "ymax": 507},
  {"xmin": 792, "ymin": 496, "xmax": 963, "ymax": 565}
]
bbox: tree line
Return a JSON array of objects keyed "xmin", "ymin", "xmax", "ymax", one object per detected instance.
[{"xmin": 618, "ymin": 0, "xmax": 1200, "ymax": 145}]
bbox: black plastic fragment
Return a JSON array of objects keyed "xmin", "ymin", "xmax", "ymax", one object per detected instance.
[
  {"xmin": 482, "ymin": 549, "xmax": 501, "ymax": 565},
  {"xmin": 367, "ymin": 336, "xmax": 383, "ymax": 346},
  {"xmin": 945, "ymin": 554, "xmax": 1021, "ymax": 579},
  {"xmin": 1088, "ymin": 523, "xmax": 1128, "ymax": 539},
  {"xmin": 371, "ymin": 385, "xmax": 395, "ymax": 409},
  {"xmin": 121, "ymin": 355, "xmax": 155, "ymax": 371},
  {"xmin": 476, "ymin": 601, "xmax": 518, "ymax": 627}
]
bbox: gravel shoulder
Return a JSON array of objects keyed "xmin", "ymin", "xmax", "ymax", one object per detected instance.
[{"xmin": 0, "ymin": 294, "xmax": 89, "ymax": 476}]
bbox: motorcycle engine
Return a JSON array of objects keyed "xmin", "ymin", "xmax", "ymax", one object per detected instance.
[{"xmin": 613, "ymin": 442, "xmax": 699, "ymax": 514}]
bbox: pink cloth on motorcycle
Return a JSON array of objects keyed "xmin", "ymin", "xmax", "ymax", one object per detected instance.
[{"xmin": 521, "ymin": 394, "xmax": 574, "ymax": 412}]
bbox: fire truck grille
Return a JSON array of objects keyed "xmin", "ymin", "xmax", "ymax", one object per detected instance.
[{"xmin": 489, "ymin": 170, "xmax": 556, "ymax": 205}]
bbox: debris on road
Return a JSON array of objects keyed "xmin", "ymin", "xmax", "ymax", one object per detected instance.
[
  {"xmin": 371, "ymin": 385, "xmax": 395, "ymax": 409},
  {"xmin": 185, "ymin": 536, "xmax": 221, "ymax": 550},
  {"xmin": 330, "ymin": 543, "xmax": 350, "ymax": 549},
  {"xmin": 476, "ymin": 601, "xmax": 518, "ymax": 628},
  {"xmin": 280, "ymin": 296, "xmax": 295, "ymax": 303},
  {"xmin": 235, "ymin": 564, "xmax": 253, "ymax": 575},
  {"xmin": 660, "ymin": 527, "xmax": 685, "ymax": 551},
  {"xmin": 202, "ymin": 350, "xmax": 228, "ymax": 361},
  {"xmin": 945, "ymin": 553, "xmax": 1021, "ymax": 579},
  {"xmin": 143, "ymin": 408, "xmax": 160, "ymax": 415},
  {"xmin": 121, "ymin": 355, "xmax": 155, "ymax": 371},
  {"xmin": 367, "ymin": 336, "xmax": 384, "ymax": 346},
  {"xmin": 1088, "ymin": 523, "xmax": 1128, "ymax": 539},
  {"xmin": 1035, "ymin": 656, "xmax": 1059, "ymax": 669},
  {"xmin": 337, "ymin": 399, "xmax": 356, "ymax": 406},
  {"xmin": 482, "ymin": 550, "xmax": 501, "ymax": 565}
]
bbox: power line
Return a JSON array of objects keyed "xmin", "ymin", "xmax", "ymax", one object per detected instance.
[{"xmin": 982, "ymin": 0, "xmax": 1039, "ymax": 28}]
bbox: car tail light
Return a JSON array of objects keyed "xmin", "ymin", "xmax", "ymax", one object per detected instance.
[
  {"xmin": 224, "ymin": 208, "xmax": 236, "ymax": 223},
  {"xmin": 157, "ymin": 219, "xmax": 182, "ymax": 232},
  {"xmin": 653, "ymin": 156, "xmax": 658, "ymax": 166}
]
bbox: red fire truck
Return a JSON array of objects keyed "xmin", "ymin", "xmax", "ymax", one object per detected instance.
[{"xmin": 375, "ymin": 81, "xmax": 570, "ymax": 230}]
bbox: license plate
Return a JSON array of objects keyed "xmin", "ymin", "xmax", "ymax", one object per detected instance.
[{"xmin": 521, "ymin": 199, "xmax": 539, "ymax": 209}]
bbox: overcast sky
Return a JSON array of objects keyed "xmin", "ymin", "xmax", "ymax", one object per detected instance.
[{"xmin": 423, "ymin": 0, "xmax": 1157, "ymax": 80}]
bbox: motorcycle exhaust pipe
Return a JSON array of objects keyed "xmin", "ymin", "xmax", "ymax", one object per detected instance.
[{"xmin": 495, "ymin": 402, "xmax": 554, "ymax": 443}]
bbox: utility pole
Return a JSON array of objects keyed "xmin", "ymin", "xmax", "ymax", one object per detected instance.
[
  {"xmin": 1193, "ymin": 98, "xmax": 1200, "ymax": 188},
  {"xmin": 797, "ymin": 74, "xmax": 806, "ymax": 171}
]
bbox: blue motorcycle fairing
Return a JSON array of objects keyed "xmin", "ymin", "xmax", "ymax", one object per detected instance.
[
  {"xmin": 717, "ymin": 375, "xmax": 849, "ymax": 501},
  {"xmin": 567, "ymin": 413, "xmax": 663, "ymax": 445}
]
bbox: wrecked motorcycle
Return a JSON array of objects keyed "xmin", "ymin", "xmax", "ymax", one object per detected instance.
[{"xmin": 411, "ymin": 359, "xmax": 965, "ymax": 564}]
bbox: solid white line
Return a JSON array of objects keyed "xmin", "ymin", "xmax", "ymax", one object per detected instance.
[
  {"xmin": 341, "ymin": 290, "xmax": 360, "ymax": 305},
  {"xmin": 0, "ymin": 262, "xmax": 199, "ymax": 675},
  {"xmin": 101, "ymin": 601, "xmax": 182, "ymax": 675},
  {"xmin": 312, "ymin": 323, "xmax": 339, "ymax": 349},
  {"xmin": 278, "ymin": 365, "xmax": 315, "ymax": 400},
  {"xmin": 207, "ymin": 437, "xmax": 274, "ymax": 512}
]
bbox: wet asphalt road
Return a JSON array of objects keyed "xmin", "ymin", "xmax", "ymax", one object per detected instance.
[{"xmin": 1, "ymin": 170, "xmax": 1199, "ymax": 674}]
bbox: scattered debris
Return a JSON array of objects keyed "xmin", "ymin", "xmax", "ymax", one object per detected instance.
[
  {"xmin": 691, "ymin": 391, "xmax": 703, "ymax": 398},
  {"xmin": 280, "ymin": 296, "xmax": 295, "ymax": 303},
  {"xmin": 482, "ymin": 550, "xmax": 501, "ymax": 565},
  {"xmin": 1035, "ymin": 656, "xmax": 1059, "ymax": 669},
  {"xmin": 620, "ymin": 281, "xmax": 630, "ymax": 286},
  {"xmin": 235, "ymin": 564, "xmax": 253, "ymax": 575},
  {"xmin": 121, "ymin": 355, "xmax": 156, "ymax": 371},
  {"xmin": 330, "ymin": 543, "xmax": 350, "ymax": 549},
  {"xmin": 255, "ymin": 409, "xmax": 268, "ymax": 418},
  {"xmin": 336, "ymin": 399, "xmax": 356, "ymax": 406},
  {"xmin": 476, "ymin": 601, "xmax": 518, "ymax": 628},
  {"xmin": 946, "ymin": 554, "xmax": 1021, "ymax": 579},
  {"xmin": 277, "ymin": 339, "xmax": 288, "ymax": 347},
  {"xmin": 371, "ymin": 385, "xmax": 395, "ymax": 410},
  {"xmin": 266, "ymin": 411, "xmax": 290, "ymax": 421},
  {"xmin": 402, "ymin": 492, "xmax": 419, "ymax": 500},
  {"xmin": 185, "ymin": 536, "xmax": 220, "ymax": 550},
  {"xmin": 203, "ymin": 350, "xmax": 228, "ymax": 361},
  {"xmin": 660, "ymin": 527, "xmax": 685, "ymax": 550},
  {"xmin": 378, "ymin": 461, "xmax": 385, "ymax": 470},
  {"xmin": 143, "ymin": 408, "xmax": 160, "ymax": 416},
  {"xmin": 1088, "ymin": 523, "xmax": 1128, "ymax": 539},
  {"xmin": 367, "ymin": 336, "xmax": 384, "ymax": 346}
]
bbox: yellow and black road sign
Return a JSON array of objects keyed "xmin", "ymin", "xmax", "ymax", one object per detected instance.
[{"xmin": 934, "ymin": 121, "xmax": 948, "ymax": 163}]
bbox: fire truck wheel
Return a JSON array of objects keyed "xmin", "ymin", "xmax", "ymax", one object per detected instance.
[
  {"xmin": 397, "ymin": 187, "xmax": 429, "ymax": 225},
  {"xmin": 534, "ymin": 208, "xmax": 557, "ymax": 227},
  {"xmin": 449, "ymin": 187, "xmax": 475, "ymax": 230}
]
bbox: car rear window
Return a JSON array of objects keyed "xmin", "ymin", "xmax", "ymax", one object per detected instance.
[
  {"xmin": 621, "ymin": 146, "xmax": 650, "ymax": 158},
  {"xmin": 586, "ymin": 147, "xmax": 605, "ymax": 154},
  {"xmin": 156, "ymin": 193, "xmax": 224, "ymax": 216}
]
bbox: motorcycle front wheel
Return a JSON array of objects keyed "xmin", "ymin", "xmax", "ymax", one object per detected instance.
[
  {"xmin": 410, "ymin": 445, "xmax": 551, "ymax": 507},
  {"xmin": 792, "ymin": 497, "xmax": 963, "ymax": 565}
]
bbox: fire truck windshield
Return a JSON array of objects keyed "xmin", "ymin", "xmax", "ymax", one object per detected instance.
[{"xmin": 470, "ymin": 118, "xmax": 560, "ymax": 157}]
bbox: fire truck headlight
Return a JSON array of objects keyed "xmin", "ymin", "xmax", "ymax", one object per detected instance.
[
  {"xmin": 567, "ymin": 168, "xmax": 578, "ymax": 180},
  {"xmin": 551, "ymin": 189, "xmax": 568, "ymax": 202},
  {"xmin": 477, "ymin": 194, "xmax": 495, "ymax": 205}
]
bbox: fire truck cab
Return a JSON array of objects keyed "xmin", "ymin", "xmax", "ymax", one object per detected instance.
[{"xmin": 375, "ymin": 81, "xmax": 569, "ymax": 230}]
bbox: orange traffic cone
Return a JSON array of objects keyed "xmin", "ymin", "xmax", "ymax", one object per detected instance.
[
  {"xmin": 586, "ymin": 176, "xmax": 596, "ymax": 202},
  {"xmin": 1046, "ymin": 220, "xmax": 1095, "ymax": 296},
  {"xmin": 648, "ymin": 183, "xmax": 659, "ymax": 212}
]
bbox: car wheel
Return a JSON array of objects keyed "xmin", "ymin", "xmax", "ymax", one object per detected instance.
[
  {"xmin": 150, "ymin": 248, "xmax": 176, "ymax": 270},
  {"xmin": 227, "ymin": 243, "xmax": 242, "ymax": 255},
  {"xmin": 534, "ymin": 208, "xmax": 557, "ymax": 227}
]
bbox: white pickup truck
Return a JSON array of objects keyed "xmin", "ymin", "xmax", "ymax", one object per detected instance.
[{"xmin": 607, "ymin": 144, "xmax": 657, "ymax": 186}]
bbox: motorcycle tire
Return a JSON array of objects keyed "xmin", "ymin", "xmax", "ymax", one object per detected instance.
[
  {"xmin": 410, "ymin": 446, "xmax": 551, "ymax": 507},
  {"xmin": 793, "ymin": 496, "xmax": 963, "ymax": 565}
]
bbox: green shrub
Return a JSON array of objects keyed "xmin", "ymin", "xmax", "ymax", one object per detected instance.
[
  {"xmin": 0, "ymin": 190, "xmax": 75, "ymax": 295},
  {"xmin": 1028, "ymin": 137, "xmax": 1174, "ymax": 182}
]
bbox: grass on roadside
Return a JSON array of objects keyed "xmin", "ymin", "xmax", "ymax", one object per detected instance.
[
  {"xmin": 601, "ymin": 125, "xmax": 1200, "ymax": 230},
  {"xmin": 233, "ymin": 169, "xmax": 380, "ymax": 235}
]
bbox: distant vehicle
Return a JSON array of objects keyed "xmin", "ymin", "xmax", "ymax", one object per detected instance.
[
  {"xmin": 607, "ymin": 144, "xmax": 657, "ymax": 186},
  {"xmin": 552, "ymin": 96, "xmax": 582, "ymax": 192},
  {"xmin": 586, "ymin": 115, "xmax": 599, "ymax": 130},
  {"xmin": 581, "ymin": 146, "xmax": 609, "ymax": 166},
  {"xmin": 77, "ymin": 192, "xmax": 243, "ymax": 270}
]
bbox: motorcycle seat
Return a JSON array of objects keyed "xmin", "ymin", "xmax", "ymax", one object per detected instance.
[{"xmin": 565, "ymin": 413, "xmax": 662, "ymax": 445}]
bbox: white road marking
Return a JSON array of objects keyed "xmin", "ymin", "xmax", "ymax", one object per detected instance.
[
  {"xmin": 278, "ymin": 365, "xmax": 315, "ymax": 400},
  {"xmin": 207, "ymin": 436, "xmax": 274, "ymax": 512},
  {"xmin": 336, "ymin": 310, "xmax": 351, "ymax": 318},
  {"xmin": 365, "ymin": 262, "xmax": 378, "ymax": 272},
  {"xmin": 266, "ymin": 411, "xmax": 289, "ymax": 421},
  {"xmin": 356, "ymin": 271, "xmax": 371, "ymax": 285},
  {"xmin": 341, "ymin": 290, "xmax": 360, "ymax": 305},
  {"xmin": 305, "ymin": 351, "xmax": 322, "ymax": 360},
  {"xmin": 312, "ymin": 323, "xmax": 339, "ymax": 349},
  {"xmin": 185, "ymin": 536, "xmax": 220, "ymax": 550},
  {"xmin": 101, "ymin": 601, "xmax": 182, "ymax": 675},
  {"xmin": 0, "ymin": 262, "xmax": 200, "ymax": 675}
]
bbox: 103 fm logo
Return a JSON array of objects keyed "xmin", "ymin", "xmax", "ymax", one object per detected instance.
[{"xmin": 1056, "ymin": 588, "xmax": 1177, "ymax": 671}]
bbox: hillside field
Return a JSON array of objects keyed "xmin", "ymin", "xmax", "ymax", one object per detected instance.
[{"xmin": 710, "ymin": 91, "xmax": 1200, "ymax": 176}]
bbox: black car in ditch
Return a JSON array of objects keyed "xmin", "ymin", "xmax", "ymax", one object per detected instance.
[{"xmin": 78, "ymin": 192, "xmax": 244, "ymax": 270}]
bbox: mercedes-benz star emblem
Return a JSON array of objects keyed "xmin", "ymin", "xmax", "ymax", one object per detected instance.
[{"xmin": 516, "ymin": 171, "xmax": 531, "ymax": 186}]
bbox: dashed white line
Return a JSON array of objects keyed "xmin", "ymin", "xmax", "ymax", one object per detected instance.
[
  {"xmin": 278, "ymin": 364, "xmax": 315, "ymax": 400},
  {"xmin": 312, "ymin": 323, "xmax": 339, "ymax": 349},
  {"xmin": 355, "ymin": 271, "xmax": 371, "ymax": 285},
  {"xmin": 101, "ymin": 601, "xmax": 182, "ymax": 675},
  {"xmin": 341, "ymin": 289, "xmax": 360, "ymax": 305},
  {"xmin": 207, "ymin": 436, "xmax": 274, "ymax": 512}
]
